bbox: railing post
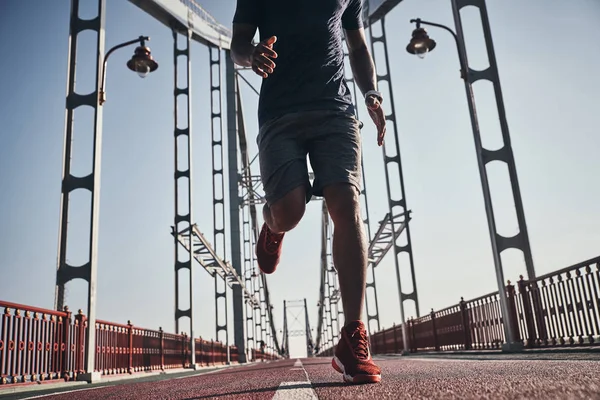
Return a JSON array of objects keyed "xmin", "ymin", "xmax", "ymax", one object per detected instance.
[
  {"xmin": 61, "ymin": 306, "xmax": 72, "ymax": 381},
  {"xmin": 75, "ymin": 310, "xmax": 87, "ymax": 375},
  {"xmin": 459, "ymin": 298, "xmax": 472, "ymax": 350},
  {"xmin": 211, "ymin": 339, "xmax": 215, "ymax": 366},
  {"xmin": 182, "ymin": 333, "xmax": 188, "ymax": 368},
  {"xmin": 431, "ymin": 309, "xmax": 439, "ymax": 351},
  {"xmin": 409, "ymin": 318, "xmax": 416, "ymax": 353},
  {"xmin": 517, "ymin": 277, "xmax": 535, "ymax": 347},
  {"xmin": 506, "ymin": 281, "xmax": 522, "ymax": 344},
  {"xmin": 529, "ymin": 280, "xmax": 548, "ymax": 346},
  {"xmin": 127, "ymin": 320, "xmax": 134, "ymax": 373},
  {"xmin": 197, "ymin": 337, "xmax": 202, "ymax": 367},
  {"xmin": 159, "ymin": 327, "xmax": 164, "ymax": 371},
  {"xmin": 393, "ymin": 323, "xmax": 398, "ymax": 354}
]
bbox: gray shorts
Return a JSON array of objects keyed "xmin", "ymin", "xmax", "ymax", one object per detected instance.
[{"xmin": 257, "ymin": 109, "xmax": 362, "ymax": 205}]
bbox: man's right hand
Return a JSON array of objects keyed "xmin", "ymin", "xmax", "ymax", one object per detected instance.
[{"xmin": 252, "ymin": 36, "xmax": 278, "ymax": 78}]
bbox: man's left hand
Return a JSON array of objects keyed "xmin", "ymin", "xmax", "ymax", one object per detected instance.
[{"xmin": 366, "ymin": 95, "xmax": 386, "ymax": 146}]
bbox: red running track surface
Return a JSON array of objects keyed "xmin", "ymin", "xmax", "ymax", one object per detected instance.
[{"xmin": 9, "ymin": 355, "xmax": 600, "ymax": 399}]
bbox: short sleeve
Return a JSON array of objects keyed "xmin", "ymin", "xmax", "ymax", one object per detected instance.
[
  {"xmin": 342, "ymin": 0, "xmax": 364, "ymax": 30},
  {"xmin": 233, "ymin": 0, "xmax": 260, "ymax": 26}
]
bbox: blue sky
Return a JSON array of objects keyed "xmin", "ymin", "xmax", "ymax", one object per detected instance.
[{"xmin": 1, "ymin": 0, "xmax": 599, "ymax": 358}]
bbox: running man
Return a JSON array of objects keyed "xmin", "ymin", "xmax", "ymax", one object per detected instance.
[{"xmin": 231, "ymin": 0, "xmax": 386, "ymax": 384}]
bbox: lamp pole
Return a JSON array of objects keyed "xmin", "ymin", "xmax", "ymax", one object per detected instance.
[
  {"xmin": 407, "ymin": 0, "xmax": 535, "ymax": 352},
  {"xmin": 99, "ymin": 36, "xmax": 158, "ymax": 105}
]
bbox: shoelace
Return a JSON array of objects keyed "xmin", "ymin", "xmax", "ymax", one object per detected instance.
[
  {"xmin": 264, "ymin": 227, "xmax": 284, "ymax": 253},
  {"xmin": 348, "ymin": 327, "xmax": 369, "ymax": 360}
]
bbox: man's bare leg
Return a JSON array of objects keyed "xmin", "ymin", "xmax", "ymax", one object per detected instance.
[
  {"xmin": 322, "ymin": 183, "xmax": 367, "ymax": 322},
  {"xmin": 262, "ymin": 185, "xmax": 307, "ymax": 234},
  {"xmin": 256, "ymin": 185, "xmax": 307, "ymax": 274}
]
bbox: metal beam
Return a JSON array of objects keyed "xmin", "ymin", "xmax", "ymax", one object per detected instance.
[
  {"xmin": 172, "ymin": 26, "xmax": 196, "ymax": 367},
  {"xmin": 225, "ymin": 50, "xmax": 247, "ymax": 363},
  {"xmin": 55, "ymin": 0, "xmax": 105, "ymax": 382},
  {"xmin": 173, "ymin": 224, "xmax": 259, "ymax": 307},
  {"xmin": 368, "ymin": 16, "xmax": 420, "ymax": 354},
  {"xmin": 208, "ymin": 45, "xmax": 230, "ymax": 363},
  {"xmin": 450, "ymin": 0, "xmax": 532, "ymax": 350},
  {"xmin": 315, "ymin": 202, "xmax": 328, "ymax": 353},
  {"xmin": 128, "ymin": 0, "xmax": 231, "ymax": 49},
  {"xmin": 367, "ymin": 212, "xmax": 411, "ymax": 268}
]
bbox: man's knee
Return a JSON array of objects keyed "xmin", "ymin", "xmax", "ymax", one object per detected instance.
[
  {"xmin": 323, "ymin": 183, "xmax": 361, "ymax": 226},
  {"xmin": 269, "ymin": 186, "xmax": 306, "ymax": 232}
]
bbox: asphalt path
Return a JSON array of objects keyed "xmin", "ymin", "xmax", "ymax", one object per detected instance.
[{"xmin": 2, "ymin": 354, "xmax": 599, "ymax": 399}]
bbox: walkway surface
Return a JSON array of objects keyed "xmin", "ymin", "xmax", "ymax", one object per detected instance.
[{"xmin": 2, "ymin": 353, "xmax": 600, "ymax": 399}]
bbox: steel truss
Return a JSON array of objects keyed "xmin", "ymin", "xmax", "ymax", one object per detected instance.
[
  {"xmin": 172, "ymin": 27, "xmax": 196, "ymax": 365},
  {"xmin": 282, "ymin": 299, "xmax": 314, "ymax": 358},
  {"xmin": 449, "ymin": 0, "xmax": 536, "ymax": 351},
  {"xmin": 173, "ymin": 225, "xmax": 258, "ymax": 306},
  {"xmin": 234, "ymin": 68, "xmax": 281, "ymax": 356},
  {"xmin": 55, "ymin": 0, "xmax": 106, "ymax": 381},
  {"xmin": 315, "ymin": 202, "xmax": 343, "ymax": 353},
  {"xmin": 227, "ymin": 55, "xmax": 261, "ymax": 362},
  {"xmin": 368, "ymin": 16, "xmax": 420, "ymax": 352},
  {"xmin": 225, "ymin": 48, "xmax": 248, "ymax": 363},
  {"xmin": 342, "ymin": 38, "xmax": 381, "ymax": 336},
  {"xmin": 325, "ymin": 207, "xmax": 341, "ymax": 349},
  {"xmin": 208, "ymin": 45, "xmax": 230, "ymax": 363}
]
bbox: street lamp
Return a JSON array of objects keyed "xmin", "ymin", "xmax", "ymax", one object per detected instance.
[
  {"xmin": 406, "ymin": 25, "xmax": 436, "ymax": 59},
  {"xmin": 99, "ymin": 35, "xmax": 159, "ymax": 105},
  {"xmin": 406, "ymin": 1, "xmax": 536, "ymax": 353}
]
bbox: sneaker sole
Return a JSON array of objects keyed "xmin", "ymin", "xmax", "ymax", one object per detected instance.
[{"xmin": 332, "ymin": 356, "xmax": 381, "ymax": 384}]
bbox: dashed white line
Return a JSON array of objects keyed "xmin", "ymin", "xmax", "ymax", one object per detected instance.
[
  {"xmin": 273, "ymin": 359, "xmax": 318, "ymax": 399},
  {"xmin": 20, "ymin": 386, "xmax": 104, "ymax": 400}
]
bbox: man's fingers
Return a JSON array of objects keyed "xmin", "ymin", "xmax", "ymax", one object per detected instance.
[
  {"xmin": 367, "ymin": 106, "xmax": 386, "ymax": 146},
  {"xmin": 262, "ymin": 35, "xmax": 277, "ymax": 46},
  {"xmin": 252, "ymin": 64, "xmax": 268, "ymax": 78},
  {"xmin": 255, "ymin": 54, "xmax": 276, "ymax": 71},
  {"xmin": 256, "ymin": 44, "xmax": 278, "ymax": 59},
  {"xmin": 252, "ymin": 56, "xmax": 276, "ymax": 77}
]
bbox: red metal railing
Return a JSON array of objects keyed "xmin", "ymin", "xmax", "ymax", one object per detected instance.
[
  {"xmin": 516, "ymin": 256, "xmax": 600, "ymax": 348},
  {"xmin": 0, "ymin": 303, "xmax": 280, "ymax": 386},
  {"xmin": 0, "ymin": 302, "xmax": 79, "ymax": 385},
  {"xmin": 367, "ymin": 287, "xmax": 513, "ymax": 354},
  {"xmin": 320, "ymin": 256, "xmax": 600, "ymax": 356}
]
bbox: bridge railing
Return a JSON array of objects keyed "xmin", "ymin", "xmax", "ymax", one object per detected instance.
[
  {"xmin": 319, "ymin": 256, "xmax": 600, "ymax": 356},
  {"xmin": 0, "ymin": 304, "xmax": 279, "ymax": 386},
  {"xmin": 515, "ymin": 256, "xmax": 600, "ymax": 348},
  {"xmin": 0, "ymin": 302, "xmax": 76, "ymax": 384}
]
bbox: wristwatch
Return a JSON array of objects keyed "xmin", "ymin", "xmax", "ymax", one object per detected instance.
[{"xmin": 365, "ymin": 90, "xmax": 383, "ymax": 104}]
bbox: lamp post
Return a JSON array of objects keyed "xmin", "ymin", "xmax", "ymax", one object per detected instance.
[
  {"xmin": 406, "ymin": 1, "xmax": 535, "ymax": 352},
  {"xmin": 55, "ymin": 22, "xmax": 159, "ymax": 382},
  {"xmin": 99, "ymin": 36, "xmax": 159, "ymax": 105}
]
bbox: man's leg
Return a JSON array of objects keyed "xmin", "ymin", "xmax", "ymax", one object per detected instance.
[
  {"xmin": 322, "ymin": 184, "xmax": 367, "ymax": 322},
  {"xmin": 263, "ymin": 186, "xmax": 306, "ymax": 234},
  {"xmin": 307, "ymin": 110, "xmax": 381, "ymax": 384},
  {"xmin": 256, "ymin": 113, "xmax": 311, "ymax": 274}
]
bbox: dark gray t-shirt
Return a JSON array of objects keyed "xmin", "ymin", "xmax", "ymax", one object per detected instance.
[{"xmin": 233, "ymin": 0, "xmax": 363, "ymax": 126}]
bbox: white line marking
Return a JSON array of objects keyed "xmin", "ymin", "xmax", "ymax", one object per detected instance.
[
  {"xmin": 272, "ymin": 359, "xmax": 318, "ymax": 399},
  {"xmin": 272, "ymin": 381, "xmax": 317, "ymax": 400},
  {"xmin": 20, "ymin": 386, "xmax": 104, "ymax": 399}
]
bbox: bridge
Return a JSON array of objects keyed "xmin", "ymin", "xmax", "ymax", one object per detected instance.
[{"xmin": 1, "ymin": 0, "xmax": 599, "ymax": 398}]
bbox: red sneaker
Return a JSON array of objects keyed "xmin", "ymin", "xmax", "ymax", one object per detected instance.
[
  {"xmin": 332, "ymin": 321, "xmax": 381, "ymax": 384},
  {"xmin": 256, "ymin": 223, "xmax": 285, "ymax": 274}
]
